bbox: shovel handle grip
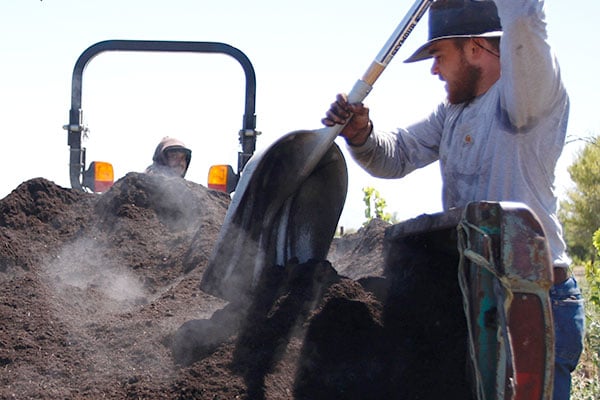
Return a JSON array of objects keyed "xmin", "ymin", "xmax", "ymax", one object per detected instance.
[{"xmin": 319, "ymin": 78, "xmax": 373, "ymax": 145}]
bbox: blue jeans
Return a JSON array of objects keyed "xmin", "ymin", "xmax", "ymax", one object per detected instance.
[{"xmin": 550, "ymin": 276, "xmax": 585, "ymax": 400}]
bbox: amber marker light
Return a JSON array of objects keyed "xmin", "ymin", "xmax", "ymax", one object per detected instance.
[
  {"xmin": 207, "ymin": 164, "xmax": 238, "ymax": 194},
  {"xmin": 83, "ymin": 161, "xmax": 114, "ymax": 193}
]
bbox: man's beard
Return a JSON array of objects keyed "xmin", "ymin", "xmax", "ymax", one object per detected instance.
[{"xmin": 447, "ymin": 55, "xmax": 482, "ymax": 104}]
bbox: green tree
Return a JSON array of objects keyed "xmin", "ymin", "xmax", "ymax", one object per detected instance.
[{"xmin": 559, "ymin": 137, "xmax": 600, "ymax": 261}]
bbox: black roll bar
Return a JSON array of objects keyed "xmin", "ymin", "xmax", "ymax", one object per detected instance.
[{"xmin": 65, "ymin": 40, "xmax": 258, "ymax": 190}]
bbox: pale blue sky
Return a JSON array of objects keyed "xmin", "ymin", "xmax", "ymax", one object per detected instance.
[{"xmin": 1, "ymin": 0, "xmax": 598, "ymax": 228}]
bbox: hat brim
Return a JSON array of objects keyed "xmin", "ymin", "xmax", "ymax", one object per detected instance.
[{"xmin": 404, "ymin": 31, "xmax": 502, "ymax": 63}]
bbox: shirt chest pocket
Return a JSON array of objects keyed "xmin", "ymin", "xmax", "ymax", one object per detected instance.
[{"xmin": 440, "ymin": 122, "xmax": 485, "ymax": 177}]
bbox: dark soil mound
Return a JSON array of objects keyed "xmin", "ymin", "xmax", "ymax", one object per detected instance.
[{"xmin": 0, "ymin": 174, "xmax": 471, "ymax": 399}]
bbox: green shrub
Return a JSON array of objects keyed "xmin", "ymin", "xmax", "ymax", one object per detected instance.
[
  {"xmin": 571, "ymin": 260, "xmax": 600, "ymax": 400},
  {"xmin": 362, "ymin": 186, "xmax": 392, "ymax": 225},
  {"xmin": 571, "ymin": 308, "xmax": 600, "ymax": 400}
]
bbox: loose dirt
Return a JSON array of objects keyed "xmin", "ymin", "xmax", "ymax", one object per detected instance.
[{"xmin": 0, "ymin": 173, "xmax": 471, "ymax": 399}]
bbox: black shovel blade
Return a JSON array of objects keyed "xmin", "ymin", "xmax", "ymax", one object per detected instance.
[{"xmin": 200, "ymin": 129, "xmax": 348, "ymax": 302}]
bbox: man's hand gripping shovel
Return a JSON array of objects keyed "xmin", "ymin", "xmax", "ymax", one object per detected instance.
[{"xmin": 200, "ymin": 0, "xmax": 434, "ymax": 302}]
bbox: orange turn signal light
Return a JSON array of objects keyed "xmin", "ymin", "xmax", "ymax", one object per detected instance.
[
  {"xmin": 83, "ymin": 161, "xmax": 114, "ymax": 193},
  {"xmin": 207, "ymin": 164, "xmax": 238, "ymax": 194}
]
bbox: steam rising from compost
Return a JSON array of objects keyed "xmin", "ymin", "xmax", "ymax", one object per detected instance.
[
  {"xmin": 44, "ymin": 237, "xmax": 147, "ymax": 307},
  {"xmin": 0, "ymin": 176, "xmax": 239, "ymax": 396}
]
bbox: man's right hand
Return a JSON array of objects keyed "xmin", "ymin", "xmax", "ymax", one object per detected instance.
[{"xmin": 321, "ymin": 93, "xmax": 372, "ymax": 146}]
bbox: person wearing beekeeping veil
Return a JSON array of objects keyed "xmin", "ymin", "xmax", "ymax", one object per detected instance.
[{"xmin": 145, "ymin": 137, "xmax": 192, "ymax": 178}]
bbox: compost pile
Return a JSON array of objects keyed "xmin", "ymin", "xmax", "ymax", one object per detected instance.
[{"xmin": 0, "ymin": 174, "xmax": 471, "ymax": 399}]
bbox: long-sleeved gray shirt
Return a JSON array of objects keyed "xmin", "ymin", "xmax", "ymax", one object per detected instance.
[{"xmin": 348, "ymin": 0, "xmax": 570, "ymax": 267}]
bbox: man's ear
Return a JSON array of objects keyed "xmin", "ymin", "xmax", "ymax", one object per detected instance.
[
  {"xmin": 462, "ymin": 39, "xmax": 480, "ymax": 63},
  {"xmin": 471, "ymin": 38, "xmax": 500, "ymax": 59},
  {"xmin": 470, "ymin": 38, "xmax": 483, "ymax": 58}
]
